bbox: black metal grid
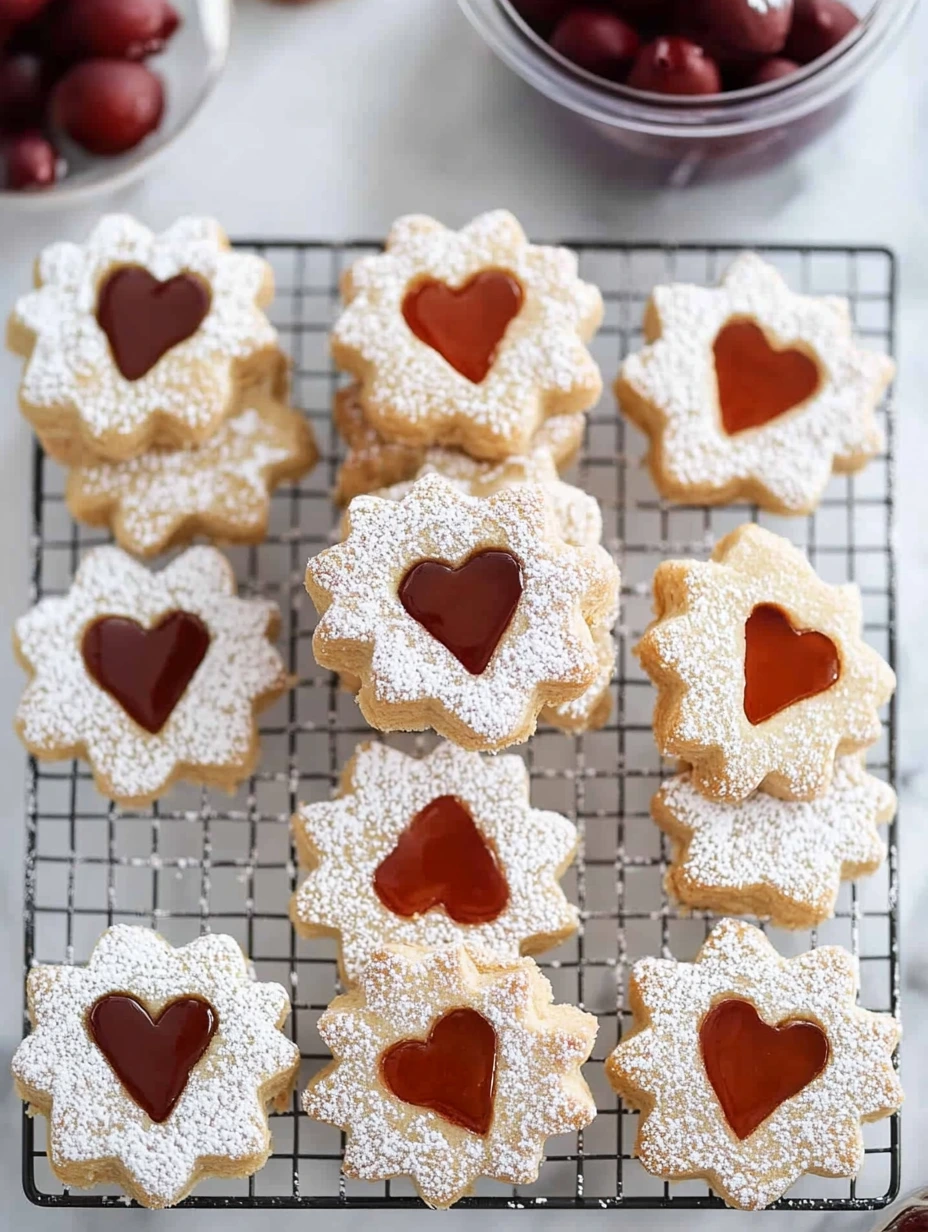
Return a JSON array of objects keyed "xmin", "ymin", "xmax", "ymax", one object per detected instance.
[{"xmin": 22, "ymin": 240, "xmax": 899, "ymax": 1210}]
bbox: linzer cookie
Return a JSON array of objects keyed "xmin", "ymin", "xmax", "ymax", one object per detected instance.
[
  {"xmin": 7, "ymin": 214, "xmax": 282, "ymax": 464},
  {"xmin": 636, "ymin": 523, "xmax": 894, "ymax": 801},
  {"xmin": 332, "ymin": 211, "xmax": 603, "ymax": 461},
  {"xmin": 12, "ymin": 925, "xmax": 300, "ymax": 1209},
  {"xmin": 305, "ymin": 473, "xmax": 620, "ymax": 751},
  {"xmin": 333, "ymin": 382, "xmax": 585, "ymax": 504},
  {"xmin": 303, "ymin": 943, "xmax": 597, "ymax": 1208},
  {"xmin": 66, "ymin": 386, "xmax": 318, "ymax": 557},
  {"xmin": 290, "ymin": 741, "xmax": 579, "ymax": 984},
  {"xmin": 617, "ymin": 252, "xmax": 894, "ymax": 515},
  {"xmin": 654, "ymin": 756, "xmax": 895, "ymax": 928},
  {"xmin": 14, "ymin": 545, "xmax": 290, "ymax": 806},
  {"xmin": 605, "ymin": 918, "xmax": 902, "ymax": 1209}
]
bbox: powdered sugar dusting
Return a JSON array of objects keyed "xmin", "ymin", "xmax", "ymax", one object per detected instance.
[
  {"xmin": 13, "ymin": 925, "xmax": 299, "ymax": 1208},
  {"xmin": 333, "ymin": 211, "xmax": 603, "ymax": 457},
  {"xmin": 12, "ymin": 215, "xmax": 279, "ymax": 449},
  {"xmin": 15, "ymin": 545, "xmax": 289, "ymax": 804},
  {"xmin": 291, "ymin": 741, "xmax": 579, "ymax": 983},
  {"xmin": 606, "ymin": 919, "xmax": 902, "ymax": 1209},
  {"xmin": 655, "ymin": 756, "xmax": 895, "ymax": 926},
  {"xmin": 619, "ymin": 253, "xmax": 894, "ymax": 513},
  {"xmin": 305, "ymin": 473, "xmax": 620, "ymax": 749},
  {"xmin": 303, "ymin": 944, "xmax": 597, "ymax": 1208},
  {"xmin": 67, "ymin": 394, "xmax": 316, "ymax": 555}
]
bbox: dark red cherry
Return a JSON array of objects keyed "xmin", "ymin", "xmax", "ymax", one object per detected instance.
[
  {"xmin": 55, "ymin": 0, "xmax": 181, "ymax": 61},
  {"xmin": 0, "ymin": 52, "xmax": 46, "ymax": 130},
  {"xmin": 607, "ymin": 0, "xmax": 672, "ymax": 16},
  {"xmin": 551, "ymin": 9, "xmax": 640, "ymax": 79},
  {"xmin": 52, "ymin": 58, "xmax": 163, "ymax": 155},
  {"xmin": 627, "ymin": 36, "xmax": 722, "ymax": 95},
  {"xmin": 511, "ymin": 0, "xmax": 574, "ymax": 31},
  {"xmin": 785, "ymin": 0, "xmax": 858, "ymax": 63},
  {"xmin": 4, "ymin": 128, "xmax": 57, "ymax": 187},
  {"xmin": 675, "ymin": 0, "xmax": 793, "ymax": 61},
  {"xmin": 746, "ymin": 55, "xmax": 800, "ymax": 85},
  {"xmin": 0, "ymin": 0, "xmax": 51, "ymax": 21}
]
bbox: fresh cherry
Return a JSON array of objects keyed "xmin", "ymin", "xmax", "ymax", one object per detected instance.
[
  {"xmin": 785, "ymin": 0, "xmax": 859, "ymax": 63},
  {"xmin": 3, "ymin": 128, "xmax": 57, "ymax": 187},
  {"xmin": 675, "ymin": 0, "xmax": 793, "ymax": 61},
  {"xmin": 0, "ymin": 0, "xmax": 50, "ymax": 21},
  {"xmin": 54, "ymin": 0, "xmax": 180, "ymax": 62},
  {"xmin": 746, "ymin": 55, "xmax": 800, "ymax": 85},
  {"xmin": 51, "ymin": 58, "xmax": 163, "ymax": 155},
  {"xmin": 627, "ymin": 36, "xmax": 722, "ymax": 95},
  {"xmin": 550, "ymin": 9, "xmax": 639, "ymax": 80},
  {"xmin": 0, "ymin": 52, "xmax": 45, "ymax": 130},
  {"xmin": 510, "ymin": 0, "xmax": 574, "ymax": 31}
]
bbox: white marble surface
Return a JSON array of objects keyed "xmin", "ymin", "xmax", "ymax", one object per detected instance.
[{"xmin": 1, "ymin": 0, "xmax": 927, "ymax": 1227}]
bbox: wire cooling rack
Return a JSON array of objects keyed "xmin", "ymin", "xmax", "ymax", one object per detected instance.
[{"xmin": 22, "ymin": 240, "xmax": 899, "ymax": 1210}]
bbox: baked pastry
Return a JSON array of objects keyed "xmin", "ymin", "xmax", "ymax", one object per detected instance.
[
  {"xmin": 617, "ymin": 252, "xmax": 894, "ymax": 514},
  {"xmin": 333, "ymin": 382, "xmax": 584, "ymax": 504},
  {"xmin": 290, "ymin": 740, "xmax": 579, "ymax": 984},
  {"xmin": 605, "ymin": 918, "xmax": 902, "ymax": 1209},
  {"xmin": 305, "ymin": 473, "xmax": 620, "ymax": 751},
  {"xmin": 7, "ymin": 214, "xmax": 281, "ymax": 464},
  {"xmin": 14, "ymin": 545, "xmax": 291, "ymax": 806},
  {"xmin": 635, "ymin": 523, "xmax": 895, "ymax": 801},
  {"xmin": 654, "ymin": 755, "xmax": 895, "ymax": 927},
  {"xmin": 332, "ymin": 211, "xmax": 603, "ymax": 460},
  {"xmin": 303, "ymin": 943, "xmax": 597, "ymax": 1208},
  {"xmin": 12, "ymin": 925, "xmax": 300, "ymax": 1208},
  {"xmin": 66, "ymin": 385, "xmax": 317, "ymax": 557}
]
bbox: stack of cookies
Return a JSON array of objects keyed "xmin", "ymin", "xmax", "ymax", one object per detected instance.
[
  {"xmin": 8, "ymin": 213, "xmax": 317, "ymax": 559},
  {"xmin": 316, "ymin": 209, "xmax": 620, "ymax": 745}
]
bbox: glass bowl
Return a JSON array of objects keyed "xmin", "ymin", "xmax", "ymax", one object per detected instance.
[
  {"xmin": 0, "ymin": 0, "xmax": 231, "ymax": 208},
  {"xmin": 458, "ymin": 0, "xmax": 918, "ymax": 182}
]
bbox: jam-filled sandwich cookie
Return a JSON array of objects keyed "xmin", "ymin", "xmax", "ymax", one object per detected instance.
[
  {"xmin": 333, "ymin": 381, "xmax": 585, "ymax": 504},
  {"xmin": 14, "ymin": 545, "xmax": 291, "ymax": 806},
  {"xmin": 12, "ymin": 925, "xmax": 300, "ymax": 1209},
  {"xmin": 305, "ymin": 473, "xmax": 620, "ymax": 751},
  {"xmin": 66, "ymin": 386, "xmax": 318, "ymax": 557},
  {"xmin": 303, "ymin": 943, "xmax": 597, "ymax": 1208},
  {"xmin": 290, "ymin": 741, "xmax": 579, "ymax": 985},
  {"xmin": 636, "ymin": 523, "xmax": 894, "ymax": 802},
  {"xmin": 654, "ymin": 756, "xmax": 895, "ymax": 928},
  {"xmin": 7, "ymin": 214, "xmax": 281, "ymax": 464},
  {"xmin": 617, "ymin": 252, "xmax": 894, "ymax": 515},
  {"xmin": 605, "ymin": 918, "xmax": 902, "ymax": 1209},
  {"xmin": 332, "ymin": 210, "xmax": 603, "ymax": 461}
]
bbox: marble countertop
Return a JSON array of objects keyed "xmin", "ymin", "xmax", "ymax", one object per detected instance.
[{"xmin": 1, "ymin": 0, "xmax": 926, "ymax": 1227}]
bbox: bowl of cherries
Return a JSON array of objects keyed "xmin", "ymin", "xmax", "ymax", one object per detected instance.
[
  {"xmin": 459, "ymin": 0, "xmax": 917, "ymax": 179},
  {"xmin": 0, "ymin": 0, "xmax": 229, "ymax": 200}
]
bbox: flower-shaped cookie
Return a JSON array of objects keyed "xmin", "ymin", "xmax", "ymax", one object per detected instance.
[
  {"xmin": 305, "ymin": 473, "xmax": 620, "ymax": 751},
  {"xmin": 334, "ymin": 382, "xmax": 585, "ymax": 504},
  {"xmin": 605, "ymin": 918, "xmax": 902, "ymax": 1209},
  {"xmin": 636, "ymin": 523, "xmax": 895, "ymax": 801},
  {"xmin": 13, "ymin": 925, "xmax": 300, "ymax": 1209},
  {"xmin": 290, "ymin": 741, "xmax": 579, "ymax": 984},
  {"xmin": 15, "ymin": 545, "xmax": 290, "ymax": 806},
  {"xmin": 303, "ymin": 943, "xmax": 597, "ymax": 1208},
  {"xmin": 654, "ymin": 756, "xmax": 895, "ymax": 928},
  {"xmin": 8, "ymin": 214, "xmax": 281, "ymax": 463},
  {"xmin": 332, "ymin": 211, "xmax": 603, "ymax": 460},
  {"xmin": 617, "ymin": 253, "xmax": 895, "ymax": 515},
  {"xmin": 66, "ymin": 388, "xmax": 317, "ymax": 557}
]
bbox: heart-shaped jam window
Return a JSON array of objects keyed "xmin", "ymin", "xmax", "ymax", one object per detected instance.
[
  {"xmin": 373, "ymin": 795, "xmax": 509, "ymax": 925},
  {"xmin": 96, "ymin": 266, "xmax": 211, "ymax": 382},
  {"xmin": 399, "ymin": 549, "xmax": 523, "ymax": 676},
  {"xmin": 82, "ymin": 610, "xmax": 211, "ymax": 734},
  {"xmin": 743, "ymin": 603, "xmax": 840, "ymax": 726},
  {"xmin": 700, "ymin": 998, "xmax": 829, "ymax": 1140},
  {"xmin": 402, "ymin": 270, "xmax": 524, "ymax": 384},
  {"xmin": 88, "ymin": 993, "xmax": 218, "ymax": 1123},
  {"xmin": 714, "ymin": 320, "xmax": 821, "ymax": 436},
  {"xmin": 380, "ymin": 1007, "xmax": 497, "ymax": 1136}
]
